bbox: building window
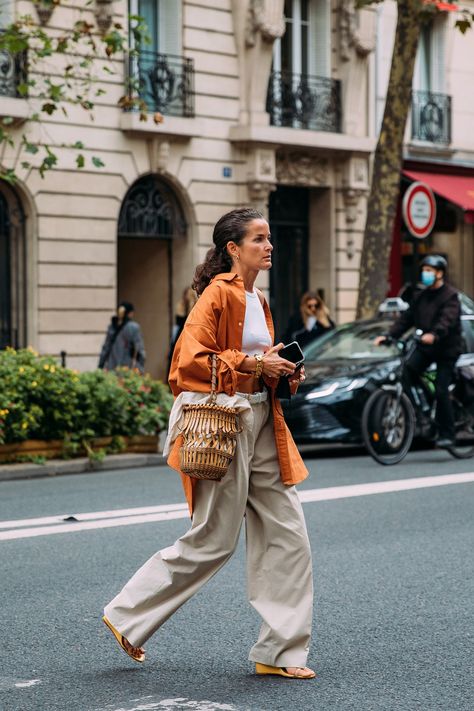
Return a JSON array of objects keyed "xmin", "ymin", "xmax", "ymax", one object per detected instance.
[
  {"xmin": 118, "ymin": 174, "xmax": 186, "ymax": 239},
  {"xmin": 267, "ymin": 0, "xmax": 340, "ymax": 132},
  {"xmin": 126, "ymin": 0, "xmax": 194, "ymax": 117},
  {"xmin": 129, "ymin": 0, "xmax": 182, "ymax": 56},
  {"xmin": 273, "ymin": 0, "xmax": 330, "ymax": 79},
  {"xmin": 411, "ymin": 17, "xmax": 451, "ymax": 144}
]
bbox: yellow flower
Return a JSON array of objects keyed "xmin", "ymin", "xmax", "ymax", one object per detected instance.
[
  {"xmin": 50, "ymin": 366, "xmax": 56, "ymax": 373},
  {"xmin": 27, "ymin": 346, "xmax": 39, "ymax": 356},
  {"xmin": 31, "ymin": 381, "xmax": 38, "ymax": 388},
  {"xmin": 43, "ymin": 364, "xmax": 50, "ymax": 371},
  {"xmin": 21, "ymin": 422, "xmax": 28, "ymax": 429},
  {"xmin": 19, "ymin": 367, "xmax": 25, "ymax": 374}
]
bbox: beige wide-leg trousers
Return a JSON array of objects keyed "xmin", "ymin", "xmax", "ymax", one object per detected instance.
[{"xmin": 104, "ymin": 393, "xmax": 313, "ymax": 667}]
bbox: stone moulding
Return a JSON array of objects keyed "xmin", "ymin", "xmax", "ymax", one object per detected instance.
[
  {"xmin": 276, "ymin": 151, "xmax": 330, "ymax": 187},
  {"xmin": 245, "ymin": 0, "xmax": 286, "ymax": 47},
  {"xmin": 95, "ymin": 0, "xmax": 114, "ymax": 35},
  {"xmin": 339, "ymin": 0, "xmax": 376, "ymax": 62}
]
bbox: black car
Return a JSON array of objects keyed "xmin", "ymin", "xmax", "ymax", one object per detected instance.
[{"xmin": 283, "ymin": 298, "xmax": 474, "ymax": 445}]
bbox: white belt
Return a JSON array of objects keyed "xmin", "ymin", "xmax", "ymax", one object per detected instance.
[{"xmin": 236, "ymin": 390, "xmax": 268, "ymax": 404}]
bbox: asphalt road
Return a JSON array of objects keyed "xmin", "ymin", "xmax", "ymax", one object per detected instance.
[{"xmin": 0, "ymin": 448, "xmax": 473, "ymax": 711}]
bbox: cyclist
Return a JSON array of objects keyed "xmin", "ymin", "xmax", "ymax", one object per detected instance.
[{"xmin": 375, "ymin": 255, "xmax": 463, "ymax": 447}]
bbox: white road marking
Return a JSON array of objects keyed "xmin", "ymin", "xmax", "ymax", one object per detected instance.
[
  {"xmin": 102, "ymin": 700, "xmax": 238, "ymax": 711},
  {"xmin": 297, "ymin": 472, "xmax": 474, "ymax": 502},
  {"xmin": 101, "ymin": 696, "xmax": 239, "ymax": 711},
  {"xmin": 0, "ymin": 502, "xmax": 188, "ymax": 530},
  {"xmin": 14, "ymin": 679, "xmax": 42, "ymax": 688},
  {"xmin": 1, "ymin": 472, "xmax": 473, "ymax": 543}
]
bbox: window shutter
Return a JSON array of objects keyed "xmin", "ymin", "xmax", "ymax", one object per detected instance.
[
  {"xmin": 430, "ymin": 16, "xmax": 446, "ymax": 93},
  {"xmin": 159, "ymin": 0, "xmax": 182, "ymax": 57},
  {"xmin": 309, "ymin": 0, "xmax": 329, "ymax": 78},
  {"xmin": 0, "ymin": 0, "xmax": 14, "ymax": 25}
]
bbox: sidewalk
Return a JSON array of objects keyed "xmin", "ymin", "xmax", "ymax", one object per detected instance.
[{"xmin": 0, "ymin": 453, "xmax": 167, "ymax": 483}]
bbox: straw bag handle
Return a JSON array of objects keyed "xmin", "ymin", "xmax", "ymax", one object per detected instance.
[{"xmin": 209, "ymin": 353, "xmax": 218, "ymax": 404}]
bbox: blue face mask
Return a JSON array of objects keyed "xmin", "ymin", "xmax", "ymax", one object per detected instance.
[{"xmin": 421, "ymin": 270, "xmax": 436, "ymax": 287}]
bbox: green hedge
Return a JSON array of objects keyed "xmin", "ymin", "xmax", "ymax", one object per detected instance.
[{"xmin": 0, "ymin": 348, "xmax": 173, "ymax": 446}]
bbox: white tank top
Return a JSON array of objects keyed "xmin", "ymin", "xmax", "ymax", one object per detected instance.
[{"xmin": 241, "ymin": 290, "xmax": 272, "ymax": 356}]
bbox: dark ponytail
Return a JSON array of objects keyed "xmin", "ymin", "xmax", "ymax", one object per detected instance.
[{"xmin": 192, "ymin": 207, "xmax": 264, "ymax": 295}]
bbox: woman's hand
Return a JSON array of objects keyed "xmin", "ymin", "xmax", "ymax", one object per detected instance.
[
  {"xmin": 288, "ymin": 365, "xmax": 305, "ymax": 394},
  {"xmin": 262, "ymin": 343, "xmax": 296, "ymax": 378}
]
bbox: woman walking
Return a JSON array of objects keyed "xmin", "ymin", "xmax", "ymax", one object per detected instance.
[
  {"xmin": 98, "ymin": 301, "xmax": 146, "ymax": 373},
  {"xmin": 102, "ymin": 208, "xmax": 315, "ymax": 679}
]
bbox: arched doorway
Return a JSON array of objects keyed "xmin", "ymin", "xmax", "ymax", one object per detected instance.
[
  {"xmin": 0, "ymin": 183, "xmax": 26, "ymax": 349},
  {"xmin": 117, "ymin": 174, "xmax": 187, "ymax": 379}
]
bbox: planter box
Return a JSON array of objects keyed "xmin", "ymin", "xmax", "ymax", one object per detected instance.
[{"xmin": 0, "ymin": 435, "xmax": 160, "ymax": 463}]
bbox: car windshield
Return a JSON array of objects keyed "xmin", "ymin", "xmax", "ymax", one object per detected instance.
[{"xmin": 304, "ymin": 321, "xmax": 400, "ymax": 362}]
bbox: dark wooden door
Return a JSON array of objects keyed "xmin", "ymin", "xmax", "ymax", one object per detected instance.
[{"xmin": 269, "ymin": 186, "xmax": 309, "ymax": 340}]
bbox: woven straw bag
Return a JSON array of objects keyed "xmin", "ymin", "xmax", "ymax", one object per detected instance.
[{"xmin": 179, "ymin": 354, "xmax": 242, "ymax": 480}]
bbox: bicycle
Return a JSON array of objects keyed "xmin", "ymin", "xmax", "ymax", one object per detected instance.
[{"xmin": 361, "ymin": 330, "xmax": 474, "ymax": 464}]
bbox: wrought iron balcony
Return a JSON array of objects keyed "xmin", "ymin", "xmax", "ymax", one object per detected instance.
[
  {"xmin": 0, "ymin": 33, "xmax": 27, "ymax": 99},
  {"xmin": 411, "ymin": 90, "xmax": 451, "ymax": 144},
  {"xmin": 128, "ymin": 51, "xmax": 194, "ymax": 118},
  {"xmin": 267, "ymin": 71, "xmax": 342, "ymax": 133}
]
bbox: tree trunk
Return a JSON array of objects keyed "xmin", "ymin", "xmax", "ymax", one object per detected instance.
[{"xmin": 356, "ymin": 0, "xmax": 423, "ymax": 319}]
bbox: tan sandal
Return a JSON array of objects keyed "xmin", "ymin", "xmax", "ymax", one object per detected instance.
[
  {"xmin": 102, "ymin": 615, "xmax": 145, "ymax": 663},
  {"xmin": 255, "ymin": 663, "xmax": 316, "ymax": 679}
]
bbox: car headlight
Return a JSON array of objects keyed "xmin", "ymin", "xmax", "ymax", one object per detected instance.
[{"xmin": 305, "ymin": 377, "xmax": 368, "ymax": 400}]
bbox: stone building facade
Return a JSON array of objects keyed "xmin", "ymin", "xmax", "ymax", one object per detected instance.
[{"xmin": 1, "ymin": 0, "xmax": 473, "ymax": 378}]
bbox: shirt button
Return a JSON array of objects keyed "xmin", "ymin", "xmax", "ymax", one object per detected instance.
[{"xmin": 238, "ymin": 321, "xmax": 242, "ymax": 326}]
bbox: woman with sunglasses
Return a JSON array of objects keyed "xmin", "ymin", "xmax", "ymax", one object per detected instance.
[{"xmin": 286, "ymin": 291, "xmax": 335, "ymax": 349}]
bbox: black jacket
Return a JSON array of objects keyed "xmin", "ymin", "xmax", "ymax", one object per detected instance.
[{"xmin": 389, "ymin": 283, "xmax": 462, "ymax": 360}]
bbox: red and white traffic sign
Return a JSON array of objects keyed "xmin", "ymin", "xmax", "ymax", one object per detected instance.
[{"xmin": 402, "ymin": 181, "xmax": 437, "ymax": 239}]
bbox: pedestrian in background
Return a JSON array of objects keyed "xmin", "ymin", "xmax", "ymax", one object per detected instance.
[
  {"xmin": 167, "ymin": 286, "xmax": 198, "ymax": 374},
  {"xmin": 98, "ymin": 301, "xmax": 146, "ymax": 373},
  {"xmin": 102, "ymin": 207, "xmax": 315, "ymax": 679},
  {"xmin": 286, "ymin": 291, "xmax": 335, "ymax": 349}
]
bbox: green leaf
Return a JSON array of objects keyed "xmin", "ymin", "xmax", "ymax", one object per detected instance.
[
  {"xmin": 49, "ymin": 84, "xmax": 65, "ymax": 102},
  {"xmin": 1, "ymin": 169, "xmax": 18, "ymax": 185},
  {"xmin": 73, "ymin": 141, "xmax": 85, "ymax": 149},
  {"xmin": 17, "ymin": 83, "xmax": 29, "ymax": 97},
  {"xmin": 2, "ymin": 117, "xmax": 14, "ymax": 125},
  {"xmin": 24, "ymin": 142, "xmax": 39, "ymax": 155},
  {"xmin": 21, "ymin": 162, "xmax": 31, "ymax": 170},
  {"xmin": 76, "ymin": 154, "xmax": 85, "ymax": 169},
  {"xmin": 455, "ymin": 19, "xmax": 471, "ymax": 34},
  {"xmin": 92, "ymin": 156, "xmax": 105, "ymax": 168},
  {"xmin": 41, "ymin": 103, "xmax": 57, "ymax": 115}
]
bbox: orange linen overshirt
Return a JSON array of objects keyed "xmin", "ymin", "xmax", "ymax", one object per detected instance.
[{"xmin": 168, "ymin": 272, "xmax": 309, "ymax": 515}]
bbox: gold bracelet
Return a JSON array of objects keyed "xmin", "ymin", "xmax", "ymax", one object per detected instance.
[{"xmin": 254, "ymin": 354, "xmax": 264, "ymax": 379}]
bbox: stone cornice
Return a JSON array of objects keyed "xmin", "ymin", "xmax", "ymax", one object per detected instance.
[{"xmin": 229, "ymin": 124, "xmax": 376, "ymax": 154}]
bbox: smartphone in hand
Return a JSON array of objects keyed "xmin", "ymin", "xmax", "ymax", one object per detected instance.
[{"xmin": 278, "ymin": 341, "xmax": 305, "ymax": 368}]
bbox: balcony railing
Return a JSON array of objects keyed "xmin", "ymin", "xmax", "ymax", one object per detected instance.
[
  {"xmin": 267, "ymin": 71, "xmax": 342, "ymax": 133},
  {"xmin": 411, "ymin": 90, "xmax": 451, "ymax": 145},
  {"xmin": 128, "ymin": 51, "xmax": 194, "ymax": 118},
  {"xmin": 0, "ymin": 40, "xmax": 27, "ymax": 99}
]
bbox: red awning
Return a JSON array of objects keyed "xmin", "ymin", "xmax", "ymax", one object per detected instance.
[
  {"xmin": 403, "ymin": 170, "xmax": 474, "ymax": 224},
  {"xmin": 423, "ymin": 1, "xmax": 459, "ymax": 11}
]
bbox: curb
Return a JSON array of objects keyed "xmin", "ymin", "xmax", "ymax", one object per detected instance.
[{"xmin": 0, "ymin": 453, "xmax": 167, "ymax": 483}]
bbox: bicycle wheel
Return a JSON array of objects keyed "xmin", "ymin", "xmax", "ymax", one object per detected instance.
[
  {"xmin": 446, "ymin": 398, "xmax": 474, "ymax": 459},
  {"xmin": 362, "ymin": 389, "xmax": 416, "ymax": 465}
]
